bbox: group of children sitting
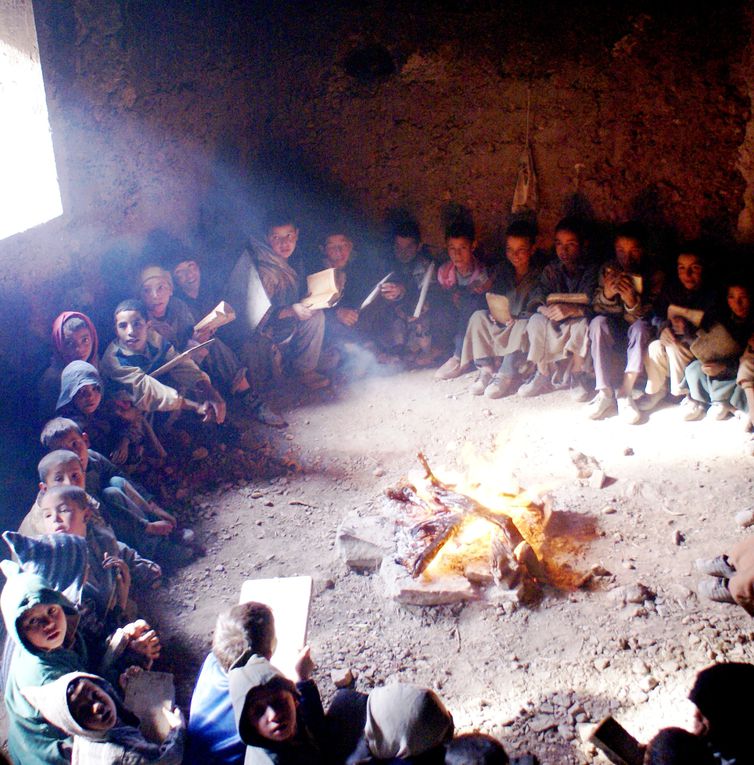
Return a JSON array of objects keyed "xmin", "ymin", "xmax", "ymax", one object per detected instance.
[
  {"xmin": 423, "ymin": 216, "xmax": 754, "ymax": 440},
  {"xmin": 2, "ymin": 207, "xmax": 753, "ymax": 763}
]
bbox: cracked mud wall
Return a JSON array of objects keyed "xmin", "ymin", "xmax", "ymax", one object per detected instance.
[{"xmin": 0, "ymin": 1, "xmax": 753, "ymax": 373}]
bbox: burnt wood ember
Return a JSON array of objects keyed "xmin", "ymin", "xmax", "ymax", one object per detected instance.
[{"xmin": 387, "ymin": 453, "xmax": 546, "ymax": 584}]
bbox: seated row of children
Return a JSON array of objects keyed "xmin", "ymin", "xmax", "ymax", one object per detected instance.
[
  {"xmin": 423, "ymin": 215, "xmax": 754, "ymax": 431},
  {"xmin": 0, "ymin": 495, "xmax": 181, "ymax": 764}
]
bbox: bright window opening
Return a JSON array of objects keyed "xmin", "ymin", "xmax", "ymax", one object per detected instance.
[{"xmin": 0, "ymin": 0, "xmax": 62, "ymax": 241}]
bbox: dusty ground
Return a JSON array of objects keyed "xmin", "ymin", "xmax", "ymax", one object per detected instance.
[{"xmin": 151, "ymin": 366, "xmax": 754, "ymax": 763}]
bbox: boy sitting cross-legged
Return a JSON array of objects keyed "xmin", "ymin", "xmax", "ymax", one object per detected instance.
[
  {"xmin": 517, "ymin": 217, "xmax": 598, "ymax": 399},
  {"xmin": 40, "ymin": 417, "xmax": 199, "ymax": 566},
  {"xmin": 100, "ymin": 299, "xmax": 226, "ymax": 425}
]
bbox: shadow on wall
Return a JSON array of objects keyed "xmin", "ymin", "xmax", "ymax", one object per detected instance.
[{"xmin": 197, "ymin": 134, "xmax": 391, "ymax": 259}]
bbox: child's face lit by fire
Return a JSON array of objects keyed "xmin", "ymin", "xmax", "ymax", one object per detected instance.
[
  {"xmin": 323, "ymin": 235, "xmax": 353, "ymax": 270},
  {"xmin": 115, "ymin": 310, "xmax": 149, "ymax": 354},
  {"xmin": 728, "ymin": 286, "xmax": 751, "ymax": 321},
  {"xmin": 394, "ymin": 236, "xmax": 419, "ymax": 264},
  {"xmin": 614, "ymin": 236, "xmax": 643, "ymax": 272},
  {"xmin": 505, "ymin": 236, "xmax": 534, "ymax": 274},
  {"xmin": 554, "ymin": 229, "xmax": 583, "ymax": 270},
  {"xmin": 677, "ymin": 254, "xmax": 703, "ymax": 292}
]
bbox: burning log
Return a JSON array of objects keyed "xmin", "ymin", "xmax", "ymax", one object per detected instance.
[{"xmin": 387, "ymin": 453, "xmax": 546, "ymax": 586}]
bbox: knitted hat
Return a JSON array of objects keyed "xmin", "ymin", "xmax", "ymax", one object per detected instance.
[
  {"xmin": 3, "ymin": 531, "xmax": 88, "ymax": 606},
  {"xmin": 138, "ymin": 265, "xmax": 173, "ymax": 290}
]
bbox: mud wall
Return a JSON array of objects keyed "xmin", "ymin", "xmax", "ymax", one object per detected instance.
[{"xmin": 0, "ymin": 0, "xmax": 752, "ymax": 369}]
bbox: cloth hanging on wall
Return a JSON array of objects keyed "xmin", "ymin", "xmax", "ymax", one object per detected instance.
[{"xmin": 511, "ymin": 88, "xmax": 538, "ymax": 214}]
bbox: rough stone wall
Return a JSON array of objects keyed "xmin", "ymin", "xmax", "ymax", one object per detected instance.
[{"xmin": 0, "ymin": 0, "xmax": 751, "ymax": 370}]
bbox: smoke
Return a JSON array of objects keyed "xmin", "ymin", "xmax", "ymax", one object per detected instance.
[{"xmin": 338, "ymin": 341, "xmax": 403, "ymax": 383}]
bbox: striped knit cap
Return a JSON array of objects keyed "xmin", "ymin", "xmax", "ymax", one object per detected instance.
[{"xmin": 2, "ymin": 531, "xmax": 88, "ymax": 605}]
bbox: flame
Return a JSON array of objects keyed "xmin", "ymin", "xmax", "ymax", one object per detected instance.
[{"xmin": 405, "ymin": 442, "xmax": 596, "ymax": 591}]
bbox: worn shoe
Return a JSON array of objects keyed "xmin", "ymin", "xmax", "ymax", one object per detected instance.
[
  {"xmin": 570, "ymin": 373, "xmax": 593, "ymax": 403},
  {"xmin": 681, "ymin": 397, "xmax": 706, "ymax": 421},
  {"xmin": 617, "ymin": 395, "xmax": 641, "ymax": 425},
  {"xmin": 469, "ymin": 368, "xmax": 494, "ymax": 395},
  {"xmin": 636, "ymin": 388, "xmax": 666, "ymax": 412},
  {"xmin": 434, "ymin": 355, "xmax": 462, "ymax": 381},
  {"xmin": 517, "ymin": 372, "xmax": 553, "ymax": 398},
  {"xmin": 697, "ymin": 577, "xmax": 736, "ymax": 604},
  {"xmin": 300, "ymin": 371, "xmax": 331, "ymax": 390},
  {"xmin": 707, "ymin": 402, "xmax": 734, "ymax": 421},
  {"xmin": 485, "ymin": 374, "xmax": 516, "ymax": 399},
  {"xmin": 587, "ymin": 390, "xmax": 617, "ymax": 420},
  {"xmin": 695, "ymin": 555, "xmax": 736, "ymax": 578}
]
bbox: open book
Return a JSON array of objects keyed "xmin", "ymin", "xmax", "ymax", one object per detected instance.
[
  {"xmin": 301, "ymin": 268, "xmax": 341, "ymax": 310},
  {"xmin": 194, "ymin": 301, "xmax": 236, "ymax": 335},
  {"xmin": 667, "ymin": 304, "xmax": 704, "ymax": 328},
  {"xmin": 546, "ymin": 293, "xmax": 590, "ymax": 306},
  {"xmin": 123, "ymin": 670, "xmax": 175, "ymax": 743},
  {"xmin": 485, "ymin": 293, "xmax": 512, "ymax": 324},
  {"xmin": 239, "ymin": 576, "xmax": 312, "ymax": 680}
]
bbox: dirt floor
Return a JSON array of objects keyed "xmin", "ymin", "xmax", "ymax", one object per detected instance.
[{"xmin": 150, "ymin": 364, "xmax": 754, "ymax": 764}]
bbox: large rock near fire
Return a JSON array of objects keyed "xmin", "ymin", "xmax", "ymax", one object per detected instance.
[
  {"xmin": 378, "ymin": 557, "xmax": 476, "ymax": 606},
  {"xmin": 337, "ymin": 511, "xmax": 395, "ymax": 571}
]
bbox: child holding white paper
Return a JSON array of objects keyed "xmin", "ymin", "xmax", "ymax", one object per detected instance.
[{"xmin": 22, "ymin": 671, "xmax": 185, "ymax": 765}]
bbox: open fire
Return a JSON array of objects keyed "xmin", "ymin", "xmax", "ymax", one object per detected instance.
[{"xmin": 384, "ymin": 452, "xmax": 596, "ymax": 604}]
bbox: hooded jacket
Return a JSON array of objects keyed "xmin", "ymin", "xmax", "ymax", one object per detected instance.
[
  {"xmin": 21, "ymin": 670, "xmax": 185, "ymax": 765},
  {"xmin": 1, "ymin": 561, "xmax": 88, "ymax": 765},
  {"xmin": 347, "ymin": 684, "xmax": 454, "ymax": 765},
  {"xmin": 56, "ymin": 360, "xmax": 103, "ymax": 411},
  {"xmin": 228, "ymin": 655, "xmax": 324, "ymax": 765}
]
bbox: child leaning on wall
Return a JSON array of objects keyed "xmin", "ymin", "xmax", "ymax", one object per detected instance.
[
  {"xmin": 433, "ymin": 219, "xmax": 495, "ymax": 381},
  {"xmin": 22, "ymin": 670, "xmax": 185, "ymax": 765},
  {"xmin": 38, "ymin": 311, "xmax": 100, "ymax": 422},
  {"xmin": 40, "ymin": 416, "xmax": 200, "ymax": 566},
  {"xmin": 517, "ymin": 217, "xmax": 599, "ymax": 400},
  {"xmin": 27, "ymin": 485, "xmax": 163, "ymax": 674}
]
